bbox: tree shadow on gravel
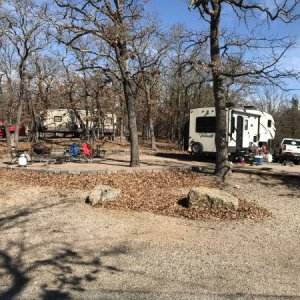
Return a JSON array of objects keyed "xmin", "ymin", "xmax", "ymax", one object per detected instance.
[
  {"xmin": 0, "ymin": 242, "xmax": 101, "ymax": 300},
  {"xmin": 279, "ymin": 177, "xmax": 300, "ymax": 192},
  {"xmin": 0, "ymin": 203, "xmax": 60, "ymax": 231},
  {"xmin": 155, "ymin": 152, "xmax": 216, "ymax": 163},
  {"xmin": 0, "ymin": 202, "xmax": 128, "ymax": 299},
  {"xmin": 248, "ymin": 174, "xmax": 300, "ymax": 194},
  {"xmin": 0, "ymin": 240, "xmax": 128, "ymax": 300}
]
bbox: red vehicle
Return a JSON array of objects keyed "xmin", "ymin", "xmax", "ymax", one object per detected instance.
[{"xmin": 0, "ymin": 122, "xmax": 26, "ymax": 139}]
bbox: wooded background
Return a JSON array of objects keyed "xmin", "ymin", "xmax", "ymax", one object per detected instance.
[{"xmin": 0, "ymin": 0, "xmax": 299, "ymax": 171}]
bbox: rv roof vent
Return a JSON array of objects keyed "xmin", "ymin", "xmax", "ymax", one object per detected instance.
[
  {"xmin": 226, "ymin": 102, "xmax": 235, "ymax": 108},
  {"xmin": 244, "ymin": 105, "xmax": 257, "ymax": 110}
]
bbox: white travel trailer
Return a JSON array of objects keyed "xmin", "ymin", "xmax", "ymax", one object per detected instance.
[
  {"xmin": 188, "ymin": 106, "xmax": 275, "ymax": 156},
  {"xmin": 39, "ymin": 109, "xmax": 116, "ymax": 137}
]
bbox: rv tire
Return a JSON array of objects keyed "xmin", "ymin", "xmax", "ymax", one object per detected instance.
[{"xmin": 191, "ymin": 142, "xmax": 203, "ymax": 156}]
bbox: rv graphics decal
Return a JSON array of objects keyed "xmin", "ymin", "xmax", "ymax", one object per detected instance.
[{"xmin": 199, "ymin": 133, "xmax": 214, "ymax": 138}]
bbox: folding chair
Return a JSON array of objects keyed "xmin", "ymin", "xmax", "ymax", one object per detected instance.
[
  {"xmin": 68, "ymin": 143, "xmax": 84, "ymax": 162},
  {"xmin": 81, "ymin": 143, "xmax": 94, "ymax": 162}
]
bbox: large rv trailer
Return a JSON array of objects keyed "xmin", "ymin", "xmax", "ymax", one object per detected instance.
[
  {"xmin": 39, "ymin": 109, "xmax": 116, "ymax": 136},
  {"xmin": 188, "ymin": 106, "xmax": 275, "ymax": 156}
]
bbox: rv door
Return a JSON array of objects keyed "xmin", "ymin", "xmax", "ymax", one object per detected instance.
[
  {"xmin": 236, "ymin": 114, "xmax": 259, "ymax": 151},
  {"xmin": 236, "ymin": 116, "xmax": 243, "ymax": 150}
]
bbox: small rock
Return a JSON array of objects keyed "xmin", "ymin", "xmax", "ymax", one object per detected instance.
[
  {"xmin": 86, "ymin": 185, "xmax": 121, "ymax": 206},
  {"xmin": 233, "ymin": 184, "xmax": 240, "ymax": 189},
  {"xmin": 188, "ymin": 187, "xmax": 239, "ymax": 210}
]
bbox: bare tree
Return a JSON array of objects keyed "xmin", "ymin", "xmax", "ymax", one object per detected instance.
[
  {"xmin": 189, "ymin": 0, "xmax": 300, "ymax": 178},
  {"xmin": 16, "ymin": 54, "xmax": 62, "ymax": 142},
  {"xmin": 251, "ymin": 86, "xmax": 287, "ymax": 115},
  {"xmin": 1, "ymin": 0, "xmax": 48, "ymax": 147},
  {"xmin": 273, "ymin": 96, "xmax": 300, "ymax": 144},
  {"xmin": 161, "ymin": 25, "xmax": 211, "ymax": 146},
  {"xmin": 53, "ymin": 0, "xmax": 150, "ymax": 166},
  {"xmin": 0, "ymin": 38, "xmax": 17, "ymax": 148},
  {"xmin": 131, "ymin": 18, "xmax": 170, "ymax": 150}
]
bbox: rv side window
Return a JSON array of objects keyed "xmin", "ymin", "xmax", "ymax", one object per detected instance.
[
  {"xmin": 54, "ymin": 116, "xmax": 62, "ymax": 122},
  {"xmin": 244, "ymin": 119, "xmax": 248, "ymax": 130},
  {"xmin": 196, "ymin": 117, "xmax": 216, "ymax": 133},
  {"xmin": 267, "ymin": 120, "xmax": 272, "ymax": 128}
]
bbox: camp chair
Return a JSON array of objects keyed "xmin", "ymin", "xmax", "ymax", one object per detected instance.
[
  {"xmin": 81, "ymin": 143, "xmax": 94, "ymax": 162},
  {"xmin": 31, "ymin": 142, "xmax": 52, "ymax": 163},
  {"xmin": 67, "ymin": 143, "xmax": 86, "ymax": 162}
]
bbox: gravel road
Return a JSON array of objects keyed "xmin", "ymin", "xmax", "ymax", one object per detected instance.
[{"xmin": 0, "ymin": 172, "xmax": 299, "ymax": 299}]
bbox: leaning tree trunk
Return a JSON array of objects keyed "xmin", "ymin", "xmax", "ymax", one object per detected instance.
[{"xmin": 210, "ymin": 4, "xmax": 229, "ymax": 178}]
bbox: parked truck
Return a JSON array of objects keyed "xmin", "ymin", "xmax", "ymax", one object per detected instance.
[
  {"xmin": 0, "ymin": 122, "xmax": 26, "ymax": 139},
  {"xmin": 273, "ymin": 138, "xmax": 300, "ymax": 165},
  {"xmin": 188, "ymin": 106, "xmax": 275, "ymax": 159}
]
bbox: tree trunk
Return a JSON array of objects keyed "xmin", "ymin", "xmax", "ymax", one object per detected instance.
[
  {"xmin": 96, "ymin": 100, "xmax": 101, "ymax": 139},
  {"xmin": 123, "ymin": 79, "xmax": 140, "ymax": 166},
  {"xmin": 210, "ymin": 4, "xmax": 229, "ymax": 178},
  {"xmin": 0, "ymin": 76, "xmax": 12, "ymax": 150},
  {"xmin": 117, "ymin": 36, "xmax": 140, "ymax": 166},
  {"xmin": 13, "ymin": 79, "xmax": 25, "ymax": 149},
  {"xmin": 28, "ymin": 91, "xmax": 39, "ymax": 143},
  {"xmin": 118, "ymin": 96, "xmax": 125, "ymax": 143},
  {"xmin": 145, "ymin": 85, "xmax": 157, "ymax": 151},
  {"xmin": 119, "ymin": 117, "xmax": 124, "ymax": 142},
  {"xmin": 149, "ymin": 115, "xmax": 156, "ymax": 150},
  {"xmin": 170, "ymin": 120, "xmax": 175, "ymax": 141},
  {"xmin": 4, "ymin": 123, "xmax": 12, "ymax": 150},
  {"xmin": 213, "ymin": 76, "xmax": 228, "ymax": 177},
  {"xmin": 177, "ymin": 91, "xmax": 182, "ymax": 150},
  {"xmin": 112, "ymin": 112, "xmax": 116, "ymax": 141}
]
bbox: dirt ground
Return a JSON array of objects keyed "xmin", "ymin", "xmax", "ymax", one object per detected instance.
[{"xmin": 0, "ymin": 167, "xmax": 299, "ymax": 299}]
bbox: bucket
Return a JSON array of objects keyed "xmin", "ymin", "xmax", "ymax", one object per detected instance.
[
  {"xmin": 18, "ymin": 153, "xmax": 27, "ymax": 167},
  {"xmin": 266, "ymin": 153, "xmax": 273, "ymax": 163},
  {"xmin": 255, "ymin": 155, "xmax": 263, "ymax": 165}
]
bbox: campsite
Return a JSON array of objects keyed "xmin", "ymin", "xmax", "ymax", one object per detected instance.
[
  {"xmin": 1, "ymin": 138, "xmax": 300, "ymax": 299},
  {"xmin": 1, "ymin": 0, "xmax": 300, "ymax": 298}
]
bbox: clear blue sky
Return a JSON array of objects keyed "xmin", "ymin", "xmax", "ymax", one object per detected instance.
[
  {"xmin": 146, "ymin": 0, "xmax": 203, "ymax": 30},
  {"xmin": 145, "ymin": 0, "xmax": 300, "ymax": 98},
  {"xmin": 145, "ymin": 0, "xmax": 300, "ymax": 39}
]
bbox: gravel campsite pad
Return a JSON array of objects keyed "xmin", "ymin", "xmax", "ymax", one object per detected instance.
[{"xmin": 0, "ymin": 168, "xmax": 299, "ymax": 298}]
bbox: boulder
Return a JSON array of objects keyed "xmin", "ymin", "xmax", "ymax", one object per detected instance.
[
  {"xmin": 86, "ymin": 185, "xmax": 121, "ymax": 206},
  {"xmin": 188, "ymin": 187, "xmax": 239, "ymax": 210}
]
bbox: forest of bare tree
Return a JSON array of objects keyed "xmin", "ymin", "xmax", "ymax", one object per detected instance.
[{"xmin": 0, "ymin": 0, "xmax": 299, "ymax": 175}]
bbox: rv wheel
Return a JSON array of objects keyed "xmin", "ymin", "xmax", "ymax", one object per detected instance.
[{"xmin": 191, "ymin": 142, "xmax": 203, "ymax": 155}]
